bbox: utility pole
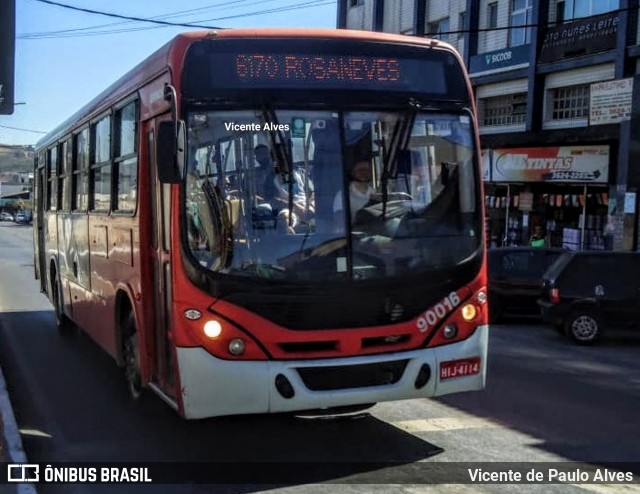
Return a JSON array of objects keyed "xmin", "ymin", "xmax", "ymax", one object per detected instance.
[{"xmin": 0, "ymin": 0, "xmax": 15, "ymax": 115}]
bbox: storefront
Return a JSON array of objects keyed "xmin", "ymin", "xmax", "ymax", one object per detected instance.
[{"xmin": 483, "ymin": 145, "xmax": 612, "ymax": 250}]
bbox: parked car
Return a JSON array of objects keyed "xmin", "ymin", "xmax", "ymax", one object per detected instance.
[
  {"xmin": 14, "ymin": 211, "xmax": 31, "ymax": 224},
  {"xmin": 0, "ymin": 212, "xmax": 14, "ymax": 221},
  {"xmin": 488, "ymin": 246, "xmax": 566, "ymax": 323},
  {"xmin": 538, "ymin": 251, "xmax": 640, "ymax": 344}
]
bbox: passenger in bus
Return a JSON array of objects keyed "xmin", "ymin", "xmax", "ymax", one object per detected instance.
[
  {"xmin": 276, "ymin": 209, "xmax": 298, "ymax": 234},
  {"xmin": 253, "ymin": 144, "xmax": 273, "ymax": 199},
  {"xmin": 254, "ymin": 144, "xmax": 312, "ymax": 228},
  {"xmin": 333, "ymin": 157, "xmax": 374, "ymax": 225}
]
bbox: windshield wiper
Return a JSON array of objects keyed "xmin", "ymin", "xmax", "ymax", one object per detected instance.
[
  {"xmin": 201, "ymin": 178, "xmax": 234, "ymax": 269},
  {"xmin": 261, "ymin": 106, "xmax": 295, "ymax": 228},
  {"xmin": 380, "ymin": 101, "xmax": 419, "ymax": 219}
]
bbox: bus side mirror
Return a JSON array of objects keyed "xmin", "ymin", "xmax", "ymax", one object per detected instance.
[{"xmin": 157, "ymin": 120, "xmax": 186, "ymax": 183}]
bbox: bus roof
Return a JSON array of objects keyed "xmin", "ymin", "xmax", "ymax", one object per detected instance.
[{"xmin": 36, "ymin": 28, "xmax": 459, "ymax": 149}]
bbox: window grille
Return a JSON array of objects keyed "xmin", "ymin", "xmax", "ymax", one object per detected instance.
[
  {"xmin": 551, "ymin": 85, "xmax": 589, "ymax": 120},
  {"xmin": 482, "ymin": 93, "xmax": 527, "ymax": 126}
]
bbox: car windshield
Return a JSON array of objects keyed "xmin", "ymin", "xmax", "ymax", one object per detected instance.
[{"xmin": 183, "ymin": 109, "xmax": 481, "ymax": 282}]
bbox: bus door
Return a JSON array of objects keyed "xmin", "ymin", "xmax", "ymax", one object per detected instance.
[
  {"xmin": 35, "ymin": 166, "xmax": 47, "ymax": 293},
  {"xmin": 146, "ymin": 123, "xmax": 176, "ymax": 398}
]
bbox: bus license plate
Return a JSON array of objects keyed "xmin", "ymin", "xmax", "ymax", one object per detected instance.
[{"xmin": 439, "ymin": 357, "xmax": 481, "ymax": 380}]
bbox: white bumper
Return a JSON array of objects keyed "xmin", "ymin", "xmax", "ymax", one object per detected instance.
[{"xmin": 177, "ymin": 324, "xmax": 488, "ymax": 419}]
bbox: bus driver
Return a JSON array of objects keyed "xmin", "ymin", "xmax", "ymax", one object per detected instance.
[{"xmin": 333, "ymin": 157, "xmax": 374, "ymax": 226}]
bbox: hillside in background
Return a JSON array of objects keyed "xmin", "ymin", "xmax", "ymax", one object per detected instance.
[{"xmin": 0, "ymin": 144, "xmax": 34, "ymax": 173}]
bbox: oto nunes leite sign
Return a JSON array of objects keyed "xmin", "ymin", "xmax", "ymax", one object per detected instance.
[{"xmin": 489, "ymin": 145, "xmax": 609, "ymax": 183}]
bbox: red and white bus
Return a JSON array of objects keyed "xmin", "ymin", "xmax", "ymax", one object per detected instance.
[{"xmin": 34, "ymin": 29, "xmax": 488, "ymax": 419}]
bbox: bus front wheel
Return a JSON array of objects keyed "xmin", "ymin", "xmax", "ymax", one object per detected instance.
[
  {"xmin": 123, "ymin": 315, "xmax": 143, "ymax": 399},
  {"xmin": 52, "ymin": 275, "xmax": 73, "ymax": 334}
]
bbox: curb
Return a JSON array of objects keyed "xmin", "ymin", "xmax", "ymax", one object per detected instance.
[{"xmin": 0, "ymin": 363, "xmax": 37, "ymax": 494}]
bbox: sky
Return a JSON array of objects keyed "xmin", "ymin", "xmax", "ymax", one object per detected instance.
[{"xmin": 0, "ymin": 0, "xmax": 338, "ymax": 146}]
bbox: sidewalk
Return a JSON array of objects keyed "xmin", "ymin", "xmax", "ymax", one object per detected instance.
[{"xmin": 0, "ymin": 361, "xmax": 35, "ymax": 494}]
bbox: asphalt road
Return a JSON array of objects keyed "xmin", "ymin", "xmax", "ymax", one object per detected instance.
[{"xmin": 0, "ymin": 221, "xmax": 639, "ymax": 494}]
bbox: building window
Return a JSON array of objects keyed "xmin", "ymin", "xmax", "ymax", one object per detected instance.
[
  {"xmin": 458, "ymin": 11, "xmax": 467, "ymax": 38},
  {"xmin": 428, "ymin": 17, "xmax": 450, "ymax": 41},
  {"xmin": 114, "ymin": 101, "xmax": 138, "ymax": 213},
  {"xmin": 349, "ymin": 0, "xmax": 364, "ymax": 6},
  {"xmin": 556, "ymin": 1, "xmax": 566, "ymax": 22},
  {"xmin": 565, "ymin": 0, "xmax": 619, "ymax": 20},
  {"xmin": 488, "ymin": 2, "xmax": 498, "ymax": 29},
  {"xmin": 481, "ymin": 93, "xmax": 528, "ymax": 126},
  {"xmin": 551, "ymin": 84, "xmax": 590, "ymax": 120},
  {"xmin": 90, "ymin": 115, "xmax": 112, "ymax": 212},
  {"xmin": 510, "ymin": 0, "xmax": 533, "ymax": 46}
]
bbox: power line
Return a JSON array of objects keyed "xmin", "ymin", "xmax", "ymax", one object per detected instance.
[
  {"xmin": 23, "ymin": 0, "xmax": 335, "ymax": 39},
  {"xmin": 30, "ymin": 0, "xmax": 225, "ymax": 30},
  {"xmin": 0, "ymin": 125, "xmax": 47, "ymax": 135},
  {"xmin": 426, "ymin": 6, "xmax": 636, "ymax": 38},
  {"xmin": 21, "ymin": 0, "xmax": 281, "ymax": 38}
]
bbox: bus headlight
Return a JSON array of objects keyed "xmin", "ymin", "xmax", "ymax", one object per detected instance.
[
  {"xmin": 228, "ymin": 338, "xmax": 246, "ymax": 356},
  {"xmin": 461, "ymin": 304, "xmax": 477, "ymax": 321},
  {"xmin": 203, "ymin": 320, "xmax": 222, "ymax": 338}
]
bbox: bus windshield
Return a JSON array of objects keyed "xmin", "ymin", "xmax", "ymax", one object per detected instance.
[{"xmin": 184, "ymin": 109, "xmax": 480, "ymax": 282}]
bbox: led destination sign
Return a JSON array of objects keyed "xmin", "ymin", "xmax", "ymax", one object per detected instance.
[
  {"xmin": 235, "ymin": 54, "xmax": 402, "ymax": 85},
  {"xmin": 221, "ymin": 52, "xmax": 444, "ymax": 93},
  {"xmin": 183, "ymin": 40, "xmax": 470, "ymax": 100}
]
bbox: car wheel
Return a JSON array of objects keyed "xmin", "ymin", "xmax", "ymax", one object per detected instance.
[{"xmin": 565, "ymin": 309, "xmax": 601, "ymax": 345}]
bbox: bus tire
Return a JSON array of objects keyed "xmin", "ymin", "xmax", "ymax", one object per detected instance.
[
  {"xmin": 52, "ymin": 274, "xmax": 74, "ymax": 334},
  {"xmin": 122, "ymin": 313, "xmax": 143, "ymax": 399}
]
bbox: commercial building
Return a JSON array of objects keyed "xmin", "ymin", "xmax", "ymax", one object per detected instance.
[{"xmin": 338, "ymin": 0, "xmax": 639, "ymax": 251}]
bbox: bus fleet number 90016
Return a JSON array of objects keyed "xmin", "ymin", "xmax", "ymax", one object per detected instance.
[{"xmin": 416, "ymin": 292, "xmax": 461, "ymax": 333}]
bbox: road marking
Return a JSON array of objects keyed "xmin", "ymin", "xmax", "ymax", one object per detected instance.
[{"xmin": 393, "ymin": 417, "xmax": 499, "ymax": 433}]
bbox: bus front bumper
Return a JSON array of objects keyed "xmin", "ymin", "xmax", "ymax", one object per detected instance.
[{"xmin": 176, "ymin": 324, "xmax": 488, "ymax": 419}]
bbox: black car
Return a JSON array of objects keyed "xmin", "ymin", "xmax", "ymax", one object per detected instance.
[
  {"xmin": 488, "ymin": 246, "xmax": 566, "ymax": 323},
  {"xmin": 538, "ymin": 251, "xmax": 640, "ymax": 344}
]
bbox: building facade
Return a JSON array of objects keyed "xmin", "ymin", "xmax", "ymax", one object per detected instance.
[{"xmin": 338, "ymin": 0, "xmax": 640, "ymax": 251}]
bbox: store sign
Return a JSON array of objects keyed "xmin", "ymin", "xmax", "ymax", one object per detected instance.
[
  {"xmin": 491, "ymin": 146, "xmax": 609, "ymax": 183},
  {"xmin": 539, "ymin": 11, "xmax": 619, "ymax": 64},
  {"xmin": 590, "ymin": 78, "xmax": 633, "ymax": 125},
  {"xmin": 469, "ymin": 44, "xmax": 530, "ymax": 75}
]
